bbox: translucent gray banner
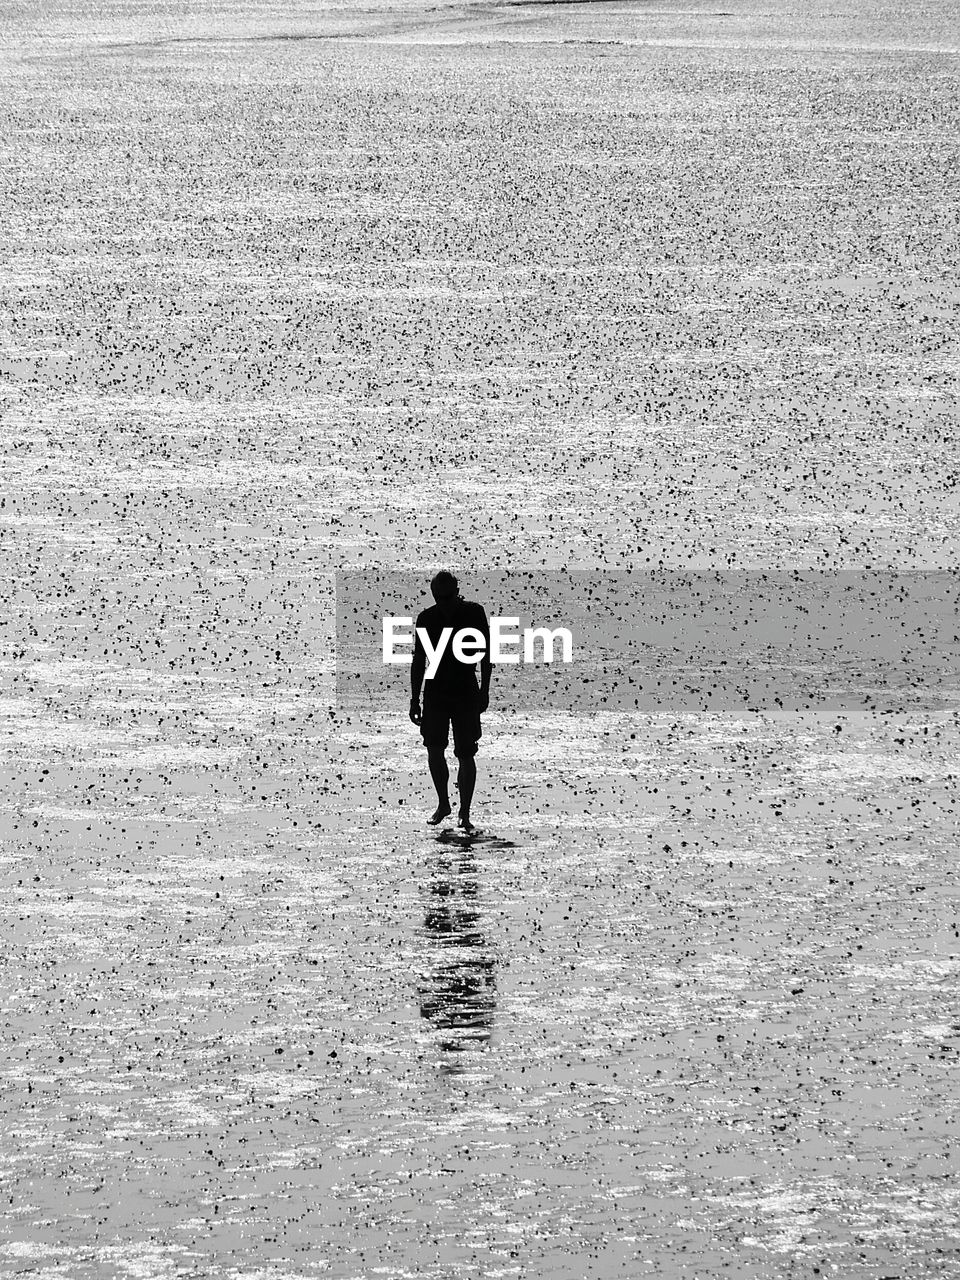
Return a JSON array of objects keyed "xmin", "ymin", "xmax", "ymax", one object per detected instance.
[{"xmin": 336, "ymin": 571, "xmax": 960, "ymax": 715}]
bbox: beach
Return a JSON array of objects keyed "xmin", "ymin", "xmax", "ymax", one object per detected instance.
[{"xmin": 1, "ymin": 0, "xmax": 959, "ymax": 1274}]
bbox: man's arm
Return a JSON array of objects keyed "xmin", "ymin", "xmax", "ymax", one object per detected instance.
[
  {"xmin": 410, "ymin": 612, "xmax": 426, "ymax": 722},
  {"xmin": 476, "ymin": 605, "xmax": 492, "ymax": 711}
]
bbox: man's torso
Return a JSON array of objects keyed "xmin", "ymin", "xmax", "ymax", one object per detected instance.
[{"xmin": 416, "ymin": 599, "xmax": 487, "ymax": 697}]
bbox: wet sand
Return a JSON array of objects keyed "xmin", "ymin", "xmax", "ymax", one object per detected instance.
[{"xmin": 2, "ymin": 0, "xmax": 960, "ymax": 1275}]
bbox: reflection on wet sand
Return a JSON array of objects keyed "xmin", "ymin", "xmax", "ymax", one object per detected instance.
[{"xmin": 418, "ymin": 847, "xmax": 497, "ymax": 1071}]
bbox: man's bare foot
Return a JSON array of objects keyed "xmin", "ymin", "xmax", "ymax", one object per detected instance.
[
  {"xmin": 428, "ymin": 802, "xmax": 452, "ymax": 825},
  {"xmin": 457, "ymin": 811, "xmax": 475, "ymax": 832}
]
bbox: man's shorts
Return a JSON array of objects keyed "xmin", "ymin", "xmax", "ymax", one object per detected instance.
[{"xmin": 420, "ymin": 684, "xmax": 482, "ymax": 757}]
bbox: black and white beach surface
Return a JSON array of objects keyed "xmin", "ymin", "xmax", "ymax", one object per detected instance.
[{"xmin": 1, "ymin": 0, "xmax": 959, "ymax": 1275}]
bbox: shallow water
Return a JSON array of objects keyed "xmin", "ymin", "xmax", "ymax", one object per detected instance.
[
  {"xmin": 3, "ymin": 694, "xmax": 959, "ymax": 1276},
  {"xmin": 2, "ymin": 0, "xmax": 960, "ymax": 1274}
]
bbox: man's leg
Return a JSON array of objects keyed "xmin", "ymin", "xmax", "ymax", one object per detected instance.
[
  {"xmin": 426, "ymin": 744, "xmax": 451, "ymax": 824},
  {"xmin": 421, "ymin": 695, "xmax": 452, "ymax": 824},
  {"xmin": 452, "ymin": 693, "xmax": 482, "ymax": 830},
  {"xmin": 455, "ymin": 751, "xmax": 476, "ymax": 829}
]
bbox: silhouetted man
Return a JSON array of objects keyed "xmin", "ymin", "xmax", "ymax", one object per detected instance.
[{"xmin": 409, "ymin": 571, "xmax": 491, "ymax": 831}]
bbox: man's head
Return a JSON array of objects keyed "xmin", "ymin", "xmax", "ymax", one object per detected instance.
[{"xmin": 430, "ymin": 570, "xmax": 460, "ymax": 603}]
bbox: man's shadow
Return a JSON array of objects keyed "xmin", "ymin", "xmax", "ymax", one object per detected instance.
[
  {"xmin": 433, "ymin": 828, "xmax": 517, "ymax": 852},
  {"xmin": 417, "ymin": 851, "xmax": 498, "ymax": 1070}
]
